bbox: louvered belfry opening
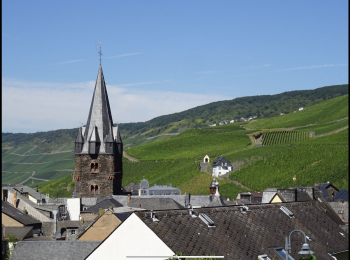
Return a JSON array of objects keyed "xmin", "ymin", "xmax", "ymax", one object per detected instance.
[{"xmin": 74, "ymin": 64, "xmax": 123, "ymax": 197}]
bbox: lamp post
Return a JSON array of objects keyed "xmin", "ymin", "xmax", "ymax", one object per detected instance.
[{"xmin": 285, "ymin": 229, "xmax": 314, "ymax": 260}]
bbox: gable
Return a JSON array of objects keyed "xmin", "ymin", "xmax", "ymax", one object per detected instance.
[
  {"xmin": 2, "ymin": 213, "xmax": 24, "ymax": 227},
  {"xmin": 270, "ymin": 193, "xmax": 283, "ymax": 203},
  {"xmin": 86, "ymin": 213, "xmax": 174, "ymax": 259},
  {"xmin": 79, "ymin": 211, "xmax": 121, "ymax": 241}
]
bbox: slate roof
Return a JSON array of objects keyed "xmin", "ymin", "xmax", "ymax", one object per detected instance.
[
  {"xmin": 212, "ymin": 157, "xmax": 232, "ymax": 167},
  {"xmin": 83, "ymin": 198, "xmax": 123, "ymax": 213},
  {"xmin": 334, "ymin": 189, "xmax": 349, "ymax": 202},
  {"xmin": 12, "ymin": 186, "xmax": 54, "ymax": 203},
  {"xmin": 207, "ymin": 196, "xmax": 226, "ymax": 207},
  {"xmin": 317, "ymin": 183, "xmax": 339, "ymax": 200},
  {"xmin": 2, "ymin": 226, "xmax": 33, "ymax": 240},
  {"xmin": 128, "ymin": 197, "xmax": 184, "ymax": 210},
  {"xmin": 80, "ymin": 64, "xmax": 122, "ymax": 154},
  {"xmin": 123, "ymin": 182, "xmax": 137, "ymax": 193},
  {"xmin": 2, "ymin": 201, "xmax": 41, "ymax": 226},
  {"xmin": 134, "ymin": 201, "xmax": 348, "ymax": 260},
  {"xmin": 10, "ymin": 241, "xmax": 100, "ymax": 260}
]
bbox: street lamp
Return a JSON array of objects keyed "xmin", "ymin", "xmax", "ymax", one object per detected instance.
[{"xmin": 285, "ymin": 229, "xmax": 314, "ymax": 260}]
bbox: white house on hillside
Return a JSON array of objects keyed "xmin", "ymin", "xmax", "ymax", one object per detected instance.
[{"xmin": 212, "ymin": 157, "xmax": 232, "ymax": 177}]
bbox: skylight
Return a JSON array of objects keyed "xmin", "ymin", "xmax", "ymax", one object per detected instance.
[
  {"xmin": 275, "ymin": 249, "xmax": 294, "ymax": 260},
  {"xmin": 199, "ymin": 213, "xmax": 215, "ymax": 227},
  {"xmin": 280, "ymin": 206, "xmax": 294, "ymax": 218}
]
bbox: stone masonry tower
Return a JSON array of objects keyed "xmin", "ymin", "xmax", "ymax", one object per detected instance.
[{"xmin": 74, "ymin": 64, "xmax": 123, "ymax": 197}]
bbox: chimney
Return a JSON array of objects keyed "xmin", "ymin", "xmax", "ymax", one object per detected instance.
[
  {"xmin": 14, "ymin": 191, "xmax": 17, "ymax": 207},
  {"xmin": 127, "ymin": 194, "xmax": 131, "ymax": 206},
  {"xmin": 52, "ymin": 210, "xmax": 58, "ymax": 236}
]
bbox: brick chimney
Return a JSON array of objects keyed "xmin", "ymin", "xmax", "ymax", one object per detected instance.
[
  {"xmin": 14, "ymin": 191, "xmax": 17, "ymax": 207},
  {"xmin": 127, "ymin": 194, "xmax": 131, "ymax": 206}
]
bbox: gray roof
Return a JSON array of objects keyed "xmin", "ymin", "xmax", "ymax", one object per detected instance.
[
  {"xmin": 10, "ymin": 186, "xmax": 55, "ymax": 203},
  {"xmin": 128, "ymin": 197, "xmax": 184, "ymax": 210},
  {"xmin": 2, "ymin": 201, "xmax": 41, "ymax": 226},
  {"xmin": 83, "ymin": 198, "xmax": 123, "ymax": 213},
  {"xmin": 133, "ymin": 201, "xmax": 349, "ymax": 260},
  {"xmin": 212, "ymin": 157, "xmax": 232, "ymax": 167},
  {"xmin": 2, "ymin": 226, "xmax": 33, "ymax": 240},
  {"xmin": 334, "ymin": 189, "xmax": 349, "ymax": 202},
  {"xmin": 112, "ymin": 194, "xmax": 222, "ymax": 208},
  {"xmin": 207, "ymin": 195, "xmax": 226, "ymax": 207},
  {"xmin": 80, "ymin": 65, "xmax": 121, "ymax": 154},
  {"xmin": 4, "ymin": 186, "xmax": 62, "ymax": 212},
  {"xmin": 10, "ymin": 241, "xmax": 100, "ymax": 260},
  {"xmin": 140, "ymin": 179, "xmax": 149, "ymax": 189}
]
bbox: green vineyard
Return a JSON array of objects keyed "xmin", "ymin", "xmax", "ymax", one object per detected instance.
[{"xmin": 262, "ymin": 130, "xmax": 309, "ymax": 145}]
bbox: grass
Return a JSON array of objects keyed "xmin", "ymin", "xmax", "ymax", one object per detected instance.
[
  {"xmin": 247, "ymin": 95, "xmax": 348, "ymax": 129},
  {"xmin": 296, "ymin": 118, "xmax": 348, "ymax": 135},
  {"xmin": 230, "ymin": 129, "xmax": 348, "ymax": 191}
]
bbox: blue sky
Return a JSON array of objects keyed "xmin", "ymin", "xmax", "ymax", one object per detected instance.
[{"xmin": 2, "ymin": 1, "xmax": 348, "ymax": 133}]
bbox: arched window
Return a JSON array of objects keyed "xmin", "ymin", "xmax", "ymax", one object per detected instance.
[
  {"xmin": 90, "ymin": 185, "xmax": 100, "ymax": 195},
  {"xmin": 90, "ymin": 163, "xmax": 99, "ymax": 173}
]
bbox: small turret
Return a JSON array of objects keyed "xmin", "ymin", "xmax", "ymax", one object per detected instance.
[
  {"xmin": 88, "ymin": 126, "xmax": 101, "ymax": 154},
  {"xmin": 104, "ymin": 122, "xmax": 115, "ymax": 154},
  {"xmin": 75, "ymin": 126, "xmax": 84, "ymax": 154}
]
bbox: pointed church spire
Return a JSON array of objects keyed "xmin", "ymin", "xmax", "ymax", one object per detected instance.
[{"xmin": 80, "ymin": 64, "xmax": 114, "ymax": 154}]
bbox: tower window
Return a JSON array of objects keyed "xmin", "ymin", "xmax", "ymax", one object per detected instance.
[
  {"xmin": 90, "ymin": 185, "xmax": 100, "ymax": 195},
  {"xmin": 90, "ymin": 162, "xmax": 99, "ymax": 173}
]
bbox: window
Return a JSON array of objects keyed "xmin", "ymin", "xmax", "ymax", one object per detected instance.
[
  {"xmin": 90, "ymin": 185, "xmax": 100, "ymax": 195},
  {"xmin": 90, "ymin": 162, "xmax": 99, "ymax": 173},
  {"xmin": 71, "ymin": 230, "xmax": 75, "ymax": 235}
]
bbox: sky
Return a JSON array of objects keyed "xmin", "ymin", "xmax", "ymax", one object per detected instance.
[{"xmin": 2, "ymin": 1, "xmax": 348, "ymax": 133}]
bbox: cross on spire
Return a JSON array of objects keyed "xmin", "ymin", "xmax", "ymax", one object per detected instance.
[{"xmin": 98, "ymin": 42, "xmax": 103, "ymax": 65}]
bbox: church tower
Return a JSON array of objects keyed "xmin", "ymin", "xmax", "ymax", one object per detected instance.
[{"xmin": 73, "ymin": 64, "xmax": 123, "ymax": 197}]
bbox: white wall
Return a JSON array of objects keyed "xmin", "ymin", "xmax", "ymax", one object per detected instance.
[
  {"xmin": 67, "ymin": 198, "xmax": 81, "ymax": 221},
  {"xmin": 87, "ymin": 213, "xmax": 174, "ymax": 260},
  {"xmin": 212, "ymin": 166, "xmax": 231, "ymax": 177}
]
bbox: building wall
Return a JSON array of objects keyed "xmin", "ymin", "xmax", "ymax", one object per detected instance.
[
  {"xmin": 67, "ymin": 198, "xmax": 81, "ymax": 221},
  {"xmin": 6, "ymin": 190, "xmax": 53, "ymax": 222},
  {"xmin": 79, "ymin": 211, "xmax": 121, "ymax": 241},
  {"xmin": 81, "ymin": 212, "xmax": 98, "ymax": 222},
  {"xmin": 74, "ymin": 154, "xmax": 122, "ymax": 197},
  {"xmin": 87, "ymin": 213, "xmax": 174, "ymax": 260},
  {"xmin": 2, "ymin": 213, "xmax": 24, "ymax": 227}
]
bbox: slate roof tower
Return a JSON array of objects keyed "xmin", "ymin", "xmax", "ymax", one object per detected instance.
[{"xmin": 74, "ymin": 64, "xmax": 123, "ymax": 197}]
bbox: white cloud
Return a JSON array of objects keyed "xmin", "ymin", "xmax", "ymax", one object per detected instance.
[
  {"xmin": 50, "ymin": 60, "xmax": 85, "ymax": 66},
  {"xmin": 106, "ymin": 52, "xmax": 142, "ymax": 59},
  {"xmin": 2, "ymin": 78, "xmax": 227, "ymax": 133},
  {"xmin": 270, "ymin": 63, "xmax": 347, "ymax": 72}
]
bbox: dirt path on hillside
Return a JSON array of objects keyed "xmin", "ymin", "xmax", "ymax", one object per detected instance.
[
  {"xmin": 123, "ymin": 151, "xmax": 140, "ymax": 162},
  {"xmin": 315, "ymin": 125, "xmax": 349, "ymax": 137},
  {"xmin": 145, "ymin": 133, "xmax": 179, "ymax": 140}
]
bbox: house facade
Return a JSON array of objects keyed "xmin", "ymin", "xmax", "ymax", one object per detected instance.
[{"xmin": 212, "ymin": 157, "xmax": 232, "ymax": 177}]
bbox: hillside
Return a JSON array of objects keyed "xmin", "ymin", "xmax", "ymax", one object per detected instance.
[
  {"xmin": 122, "ymin": 96, "xmax": 348, "ymax": 199},
  {"xmin": 2, "ymin": 86, "xmax": 348, "ymax": 199}
]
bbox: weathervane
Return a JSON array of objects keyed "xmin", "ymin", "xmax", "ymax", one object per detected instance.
[{"xmin": 98, "ymin": 42, "xmax": 103, "ymax": 65}]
